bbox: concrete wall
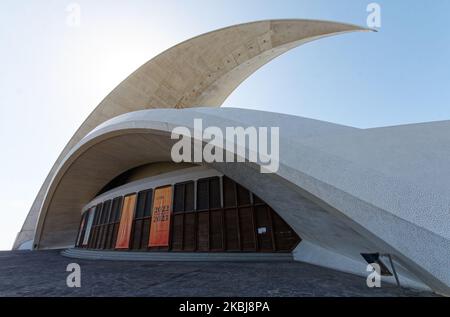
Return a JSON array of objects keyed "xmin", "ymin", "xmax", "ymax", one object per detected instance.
[{"xmin": 121, "ymin": 162, "xmax": 197, "ymax": 183}]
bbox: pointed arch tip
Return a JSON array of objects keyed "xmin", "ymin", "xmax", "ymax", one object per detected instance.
[{"xmin": 360, "ymin": 27, "xmax": 378, "ymax": 33}]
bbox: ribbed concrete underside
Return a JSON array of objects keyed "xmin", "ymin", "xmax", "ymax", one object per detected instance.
[{"xmin": 61, "ymin": 248, "xmax": 294, "ymax": 262}]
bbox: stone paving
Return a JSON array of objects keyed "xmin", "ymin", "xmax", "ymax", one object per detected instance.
[{"xmin": 0, "ymin": 250, "xmax": 437, "ymax": 297}]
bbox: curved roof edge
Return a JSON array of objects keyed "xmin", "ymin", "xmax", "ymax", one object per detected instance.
[{"xmin": 14, "ymin": 19, "xmax": 371, "ymax": 250}]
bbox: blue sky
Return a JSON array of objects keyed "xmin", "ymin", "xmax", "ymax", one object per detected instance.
[{"xmin": 1, "ymin": 0, "xmax": 450, "ymax": 250}]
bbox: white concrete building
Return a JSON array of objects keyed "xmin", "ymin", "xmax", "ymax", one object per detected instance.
[{"xmin": 13, "ymin": 20, "xmax": 450, "ymax": 296}]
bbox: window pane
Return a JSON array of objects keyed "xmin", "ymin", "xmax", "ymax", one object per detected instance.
[
  {"xmin": 112, "ymin": 197, "xmax": 122, "ymax": 222},
  {"xmin": 272, "ymin": 209, "xmax": 300, "ymax": 251},
  {"xmin": 210, "ymin": 210, "xmax": 223, "ymax": 250},
  {"xmin": 197, "ymin": 212, "xmax": 209, "ymax": 251},
  {"xmin": 143, "ymin": 190, "xmax": 153, "ymax": 217},
  {"xmin": 171, "ymin": 214, "xmax": 184, "ymax": 251},
  {"xmin": 141, "ymin": 218, "xmax": 151, "ymax": 247},
  {"xmin": 132, "ymin": 219, "xmax": 143, "ymax": 250},
  {"xmin": 101, "ymin": 202, "xmax": 110, "ymax": 224},
  {"xmin": 76, "ymin": 212, "xmax": 87, "ymax": 247},
  {"xmin": 237, "ymin": 183, "xmax": 251, "ymax": 205},
  {"xmin": 184, "ymin": 182, "xmax": 195, "ymax": 211},
  {"xmin": 82, "ymin": 208, "xmax": 96, "ymax": 246},
  {"xmin": 239, "ymin": 207, "xmax": 256, "ymax": 250},
  {"xmin": 136, "ymin": 191, "xmax": 146, "ymax": 219},
  {"xmin": 255, "ymin": 205, "xmax": 273, "ymax": 251},
  {"xmin": 224, "ymin": 209, "xmax": 239, "ymax": 250},
  {"xmin": 174, "ymin": 183, "xmax": 185, "ymax": 212},
  {"xmin": 97, "ymin": 202, "xmax": 106, "ymax": 225},
  {"xmin": 223, "ymin": 177, "xmax": 236, "ymax": 207},
  {"xmin": 93, "ymin": 204, "xmax": 102, "ymax": 225},
  {"xmin": 183, "ymin": 213, "xmax": 196, "ymax": 251},
  {"xmin": 105, "ymin": 224, "xmax": 115, "ymax": 249},
  {"xmin": 105, "ymin": 201, "xmax": 113, "ymax": 223},
  {"xmin": 253, "ymin": 194, "xmax": 264, "ymax": 205},
  {"xmin": 197, "ymin": 179, "xmax": 209, "ymax": 210},
  {"xmin": 209, "ymin": 177, "xmax": 221, "ymax": 209},
  {"xmin": 106, "ymin": 203, "xmax": 114, "ymax": 224}
]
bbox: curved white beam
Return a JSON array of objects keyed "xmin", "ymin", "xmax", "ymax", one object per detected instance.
[{"xmin": 15, "ymin": 19, "xmax": 371, "ymax": 249}]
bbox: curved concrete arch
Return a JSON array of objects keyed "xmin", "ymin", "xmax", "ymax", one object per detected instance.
[
  {"xmin": 35, "ymin": 108, "xmax": 450, "ymax": 295},
  {"xmin": 14, "ymin": 19, "xmax": 371, "ymax": 249}
]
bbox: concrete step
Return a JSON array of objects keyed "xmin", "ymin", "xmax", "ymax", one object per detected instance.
[{"xmin": 61, "ymin": 248, "xmax": 293, "ymax": 262}]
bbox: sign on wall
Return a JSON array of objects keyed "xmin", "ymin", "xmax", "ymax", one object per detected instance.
[
  {"xmin": 149, "ymin": 186, "xmax": 173, "ymax": 247},
  {"xmin": 115, "ymin": 194, "xmax": 137, "ymax": 249}
]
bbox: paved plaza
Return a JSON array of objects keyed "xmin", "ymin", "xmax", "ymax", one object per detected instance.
[{"xmin": 0, "ymin": 250, "xmax": 436, "ymax": 297}]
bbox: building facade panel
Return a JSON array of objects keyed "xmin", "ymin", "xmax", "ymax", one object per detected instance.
[{"xmin": 76, "ymin": 172, "xmax": 301, "ymax": 253}]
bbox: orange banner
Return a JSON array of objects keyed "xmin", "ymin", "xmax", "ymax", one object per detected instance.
[
  {"xmin": 115, "ymin": 194, "xmax": 136, "ymax": 249},
  {"xmin": 149, "ymin": 186, "xmax": 172, "ymax": 247}
]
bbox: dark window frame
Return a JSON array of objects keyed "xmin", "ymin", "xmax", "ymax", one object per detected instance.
[
  {"xmin": 173, "ymin": 181, "xmax": 195, "ymax": 213},
  {"xmin": 77, "ymin": 175, "xmax": 301, "ymax": 253},
  {"xmin": 131, "ymin": 189, "xmax": 153, "ymax": 250}
]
